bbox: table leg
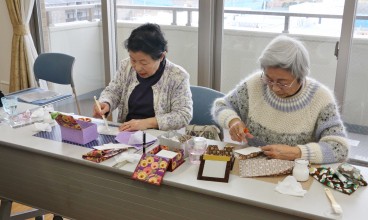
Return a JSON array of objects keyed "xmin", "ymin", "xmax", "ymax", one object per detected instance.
[{"xmin": 0, "ymin": 198, "xmax": 12, "ymax": 220}]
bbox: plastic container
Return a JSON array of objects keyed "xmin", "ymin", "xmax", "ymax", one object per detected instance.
[{"xmin": 292, "ymin": 159, "xmax": 310, "ymax": 182}]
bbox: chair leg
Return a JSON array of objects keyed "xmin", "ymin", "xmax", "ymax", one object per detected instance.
[
  {"xmin": 71, "ymin": 86, "xmax": 81, "ymax": 115},
  {"xmin": 74, "ymin": 95, "xmax": 82, "ymax": 115}
]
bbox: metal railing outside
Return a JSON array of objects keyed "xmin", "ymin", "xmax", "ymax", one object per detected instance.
[{"xmin": 45, "ymin": 4, "xmax": 368, "ymax": 33}]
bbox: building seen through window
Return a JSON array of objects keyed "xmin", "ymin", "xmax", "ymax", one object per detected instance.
[{"xmin": 43, "ymin": 0, "xmax": 368, "ymax": 37}]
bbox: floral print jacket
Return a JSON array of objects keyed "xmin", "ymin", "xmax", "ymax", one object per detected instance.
[{"xmin": 99, "ymin": 58, "xmax": 193, "ymax": 131}]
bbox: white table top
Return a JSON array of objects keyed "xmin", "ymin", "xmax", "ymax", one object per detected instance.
[{"xmin": 1, "ymin": 105, "xmax": 367, "ymax": 220}]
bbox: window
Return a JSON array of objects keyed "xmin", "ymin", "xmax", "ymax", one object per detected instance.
[
  {"xmin": 38, "ymin": 0, "xmax": 105, "ymax": 97},
  {"xmin": 115, "ymin": 0, "xmax": 199, "ymax": 85}
]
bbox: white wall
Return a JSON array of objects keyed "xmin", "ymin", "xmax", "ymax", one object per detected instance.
[
  {"xmin": 221, "ymin": 31, "xmax": 339, "ymax": 93},
  {"xmin": 0, "ymin": 1, "xmax": 13, "ymax": 94},
  {"xmin": 116, "ymin": 23, "xmax": 199, "ymax": 85},
  {"xmin": 343, "ymin": 38, "xmax": 368, "ymax": 125},
  {"xmin": 48, "ymin": 22, "xmax": 105, "ymax": 95}
]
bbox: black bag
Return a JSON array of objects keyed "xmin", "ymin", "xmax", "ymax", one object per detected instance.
[{"xmin": 0, "ymin": 90, "xmax": 4, "ymax": 107}]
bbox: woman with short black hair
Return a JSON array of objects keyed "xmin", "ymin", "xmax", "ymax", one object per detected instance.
[{"xmin": 94, "ymin": 23, "xmax": 192, "ymax": 131}]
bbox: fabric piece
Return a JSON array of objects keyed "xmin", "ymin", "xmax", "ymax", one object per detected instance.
[
  {"xmin": 239, "ymin": 156, "xmax": 295, "ymax": 177},
  {"xmin": 275, "ymin": 176, "xmax": 307, "ymax": 197},
  {"xmin": 206, "ymin": 145, "xmax": 234, "ymax": 157},
  {"xmin": 177, "ymin": 134, "xmax": 192, "ymax": 143},
  {"xmin": 185, "ymin": 125, "xmax": 221, "ymax": 141},
  {"xmin": 234, "ymin": 147, "xmax": 263, "ymax": 159},
  {"xmin": 82, "ymin": 148, "xmax": 127, "ymax": 163},
  {"xmin": 337, "ymin": 162, "xmax": 367, "ymax": 186},
  {"xmin": 231, "ymin": 157, "xmax": 315, "ymax": 190},
  {"xmin": 309, "ymin": 165, "xmax": 367, "ymax": 195},
  {"xmin": 55, "ymin": 114, "xmax": 81, "ymax": 130},
  {"xmin": 131, "ymin": 154, "xmax": 170, "ymax": 186},
  {"xmin": 149, "ymin": 145, "xmax": 185, "ymax": 172}
]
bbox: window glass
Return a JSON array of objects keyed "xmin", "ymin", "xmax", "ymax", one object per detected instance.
[
  {"xmin": 343, "ymin": 0, "xmax": 368, "ymax": 165},
  {"xmin": 39, "ymin": 0, "xmax": 104, "ymax": 97},
  {"xmin": 115, "ymin": 0, "xmax": 199, "ymax": 85},
  {"xmin": 221, "ymin": 0, "xmax": 347, "ymax": 93},
  {"xmin": 224, "ymin": 0, "xmax": 345, "ymax": 37}
]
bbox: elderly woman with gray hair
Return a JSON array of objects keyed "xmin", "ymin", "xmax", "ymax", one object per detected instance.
[{"xmin": 212, "ymin": 35, "xmax": 348, "ymax": 164}]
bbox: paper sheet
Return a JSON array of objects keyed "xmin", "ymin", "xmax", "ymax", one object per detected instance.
[
  {"xmin": 155, "ymin": 149, "xmax": 178, "ymax": 159},
  {"xmin": 98, "ymin": 125, "xmax": 119, "ymax": 135},
  {"xmin": 94, "ymin": 143, "xmax": 134, "ymax": 150},
  {"xmin": 234, "ymin": 147, "xmax": 262, "ymax": 156},
  {"xmin": 115, "ymin": 131, "xmax": 157, "ymax": 149},
  {"xmin": 128, "ymin": 130, "xmax": 157, "ymax": 145}
]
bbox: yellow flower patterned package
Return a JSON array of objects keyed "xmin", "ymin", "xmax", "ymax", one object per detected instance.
[
  {"xmin": 149, "ymin": 145, "xmax": 185, "ymax": 172},
  {"xmin": 131, "ymin": 154, "xmax": 170, "ymax": 186}
]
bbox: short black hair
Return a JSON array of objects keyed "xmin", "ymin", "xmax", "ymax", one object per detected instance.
[{"xmin": 124, "ymin": 23, "xmax": 168, "ymax": 60}]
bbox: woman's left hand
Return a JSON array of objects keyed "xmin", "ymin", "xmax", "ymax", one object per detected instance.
[
  {"xmin": 119, "ymin": 119, "xmax": 147, "ymax": 131},
  {"xmin": 260, "ymin": 144, "xmax": 301, "ymax": 161},
  {"xmin": 119, "ymin": 117, "xmax": 158, "ymax": 131}
]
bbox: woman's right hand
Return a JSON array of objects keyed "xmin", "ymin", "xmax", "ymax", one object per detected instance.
[
  {"xmin": 229, "ymin": 118, "xmax": 253, "ymax": 143},
  {"xmin": 92, "ymin": 102, "xmax": 110, "ymax": 118}
]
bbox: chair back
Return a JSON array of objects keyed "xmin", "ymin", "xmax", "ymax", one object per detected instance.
[
  {"xmin": 34, "ymin": 53, "xmax": 75, "ymax": 86},
  {"xmin": 34, "ymin": 52, "xmax": 81, "ymax": 115},
  {"xmin": 190, "ymin": 85, "xmax": 225, "ymax": 126}
]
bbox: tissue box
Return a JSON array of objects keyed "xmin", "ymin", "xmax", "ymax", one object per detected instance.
[
  {"xmin": 157, "ymin": 131, "xmax": 189, "ymax": 157},
  {"xmin": 149, "ymin": 145, "xmax": 185, "ymax": 172},
  {"xmin": 60, "ymin": 120, "xmax": 98, "ymax": 145}
]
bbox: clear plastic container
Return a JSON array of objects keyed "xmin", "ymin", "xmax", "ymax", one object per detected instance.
[{"xmin": 292, "ymin": 159, "xmax": 310, "ymax": 182}]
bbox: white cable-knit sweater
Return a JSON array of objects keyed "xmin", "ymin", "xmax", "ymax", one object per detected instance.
[{"xmin": 212, "ymin": 73, "xmax": 348, "ymax": 164}]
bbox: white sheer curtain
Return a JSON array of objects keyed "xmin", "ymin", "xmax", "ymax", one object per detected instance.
[{"xmin": 21, "ymin": 0, "xmax": 38, "ymax": 88}]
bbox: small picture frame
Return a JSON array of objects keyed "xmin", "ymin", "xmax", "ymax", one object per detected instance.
[{"xmin": 197, "ymin": 155, "xmax": 233, "ymax": 183}]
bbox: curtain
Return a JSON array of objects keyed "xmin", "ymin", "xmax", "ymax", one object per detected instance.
[{"xmin": 6, "ymin": 0, "xmax": 38, "ymax": 92}]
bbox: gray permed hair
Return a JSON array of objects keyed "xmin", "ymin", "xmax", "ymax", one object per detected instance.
[{"xmin": 258, "ymin": 35, "xmax": 310, "ymax": 81}]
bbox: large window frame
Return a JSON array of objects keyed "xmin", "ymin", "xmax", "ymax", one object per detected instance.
[{"xmin": 33, "ymin": 0, "xmax": 359, "ymax": 118}]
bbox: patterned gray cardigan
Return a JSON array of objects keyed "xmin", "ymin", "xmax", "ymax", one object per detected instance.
[{"xmin": 99, "ymin": 58, "xmax": 193, "ymax": 131}]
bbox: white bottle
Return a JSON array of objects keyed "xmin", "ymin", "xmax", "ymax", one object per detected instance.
[{"xmin": 292, "ymin": 159, "xmax": 310, "ymax": 182}]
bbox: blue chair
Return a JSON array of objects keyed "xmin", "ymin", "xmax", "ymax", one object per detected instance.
[
  {"xmin": 34, "ymin": 53, "xmax": 81, "ymax": 115},
  {"xmin": 190, "ymin": 85, "xmax": 225, "ymax": 139}
]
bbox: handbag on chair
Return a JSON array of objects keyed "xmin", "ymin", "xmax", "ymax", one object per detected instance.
[{"xmin": 185, "ymin": 124, "xmax": 222, "ymax": 141}]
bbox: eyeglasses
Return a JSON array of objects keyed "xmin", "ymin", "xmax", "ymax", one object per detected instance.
[{"xmin": 261, "ymin": 72, "xmax": 296, "ymax": 89}]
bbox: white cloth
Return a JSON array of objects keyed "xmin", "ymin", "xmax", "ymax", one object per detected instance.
[
  {"xmin": 31, "ymin": 108, "xmax": 45, "ymax": 119},
  {"xmin": 34, "ymin": 122, "xmax": 52, "ymax": 132},
  {"xmin": 275, "ymin": 175, "xmax": 307, "ymax": 197}
]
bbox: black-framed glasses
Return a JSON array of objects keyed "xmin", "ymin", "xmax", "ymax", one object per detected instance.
[{"xmin": 261, "ymin": 72, "xmax": 296, "ymax": 89}]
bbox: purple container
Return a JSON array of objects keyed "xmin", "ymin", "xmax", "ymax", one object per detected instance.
[{"xmin": 60, "ymin": 120, "xmax": 98, "ymax": 145}]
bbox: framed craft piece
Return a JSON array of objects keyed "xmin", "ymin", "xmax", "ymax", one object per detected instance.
[{"xmin": 197, "ymin": 154, "xmax": 233, "ymax": 183}]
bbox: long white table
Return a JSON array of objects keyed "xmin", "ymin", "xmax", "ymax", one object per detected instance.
[{"xmin": 0, "ymin": 112, "xmax": 367, "ymax": 220}]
